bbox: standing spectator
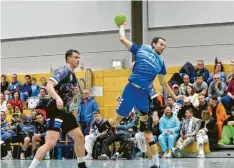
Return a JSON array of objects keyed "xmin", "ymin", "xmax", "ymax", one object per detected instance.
[
  {"xmin": 219, "ymin": 106, "xmax": 234, "ymax": 145},
  {"xmin": 222, "ymin": 80, "xmax": 234, "ymax": 115},
  {"xmin": 40, "ymin": 77, "xmax": 47, "ymax": 88},
  {"xmin": 31, "ymin": 78, "xmax": 40, "ymax": 97},
  {"xmin": 179, "ymin": 74, "xmax": 191, "ymax": 96},
  {"xmin": 167, "ymin": 96, "xmax": 181, "ymax": 117},
  {"xmin": 1, "ymin": 74, "xmax": 9, "ymax": 94},
  {"xmin": 196, "ymin": 111, "xmax": 218, "ymax": 158},
  {"xmin": 208, "ymin": 96, "xmax": 227, "ymax": 140},
  {"xmin": 20, "ymin": 75, "xmax": 32, "ymax": 101},
  {"xmin": 192, "ymin": 74, "xmax": 208, "ymax": 96},
  {"xmin": 207, "ymin": 62, "xmax": 226, "ymax": 84},
  {"xmin": 158, "ymin": 106, "xmax": 180, "ymax": 158},
  {"xmin": 9, "ymin": 91, "xmax": 23, "ymax": 110},
  {"xmin": 190, "ymin": 60, "xmax": 209, "ymax": 83},
  {"xmin": 0, "ymin": 93, "xmax": 7, "ymax": 112},
  {"xmin": 207, "ymin": 73, "xmax": 227, "ymax": 102},
  {"xmin": 196, "ymin": 95, "xmax": 208, "ymax": 119},
  {"xmin": 4, "ymin": 74, "xmax": 21, "ymax": 100},
  {"xmin": 77, "ymin": 89, "xmax": 99, "ymax": 135},
  {"xmin": 185, "ymin": 84, "xmax": 199, "ymax": 108},
  {"xmin": 172, "ymin": 108, "xmax": 201, "ymax": 158},
  {"xmin": 5, "ymin": 102, "xmax": 14, "ymax": 123}
]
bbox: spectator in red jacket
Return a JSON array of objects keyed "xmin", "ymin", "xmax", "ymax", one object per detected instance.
[
  {"xmin": 8, "ymin": 91, "xmax": 23, "ymax": 110},
  {"xmin": 222, "ymin": 80, "xmax": 234, "ymax": 115}
]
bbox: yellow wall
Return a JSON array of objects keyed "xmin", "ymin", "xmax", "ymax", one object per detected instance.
[{"xmin": 5, "ymin": 64, "xmax": 233, "ymax": 119}]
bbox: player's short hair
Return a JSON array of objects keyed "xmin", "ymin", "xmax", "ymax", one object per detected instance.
[
  {"xmin": 65, "ymin": 49, "xmax": 80, "ymax": 62},
  {"xmin": 151, "ymin": 37, "xmax": 166, "ymax": 45}
]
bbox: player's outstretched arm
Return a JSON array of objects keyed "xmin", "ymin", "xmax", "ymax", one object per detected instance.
[
  {"xmin": 119, "ymin": 21, "xmax": 133, "ymax": 50},
  {"xmin": 158, "ymin": 74, "xmax": 183, "ymax": 100}
]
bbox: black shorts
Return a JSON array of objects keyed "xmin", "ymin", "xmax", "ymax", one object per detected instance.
[
  {"xmin": 46, "ymin": 99, "xmax": 79, "ymax": 134},
  {"xmin": 144, "ymin": 114, "xmax": 154, "ymax": 133}
]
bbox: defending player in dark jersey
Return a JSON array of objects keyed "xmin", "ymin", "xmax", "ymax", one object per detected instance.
[{"xmin": 29, "ymin": 50, "xmax": 87, "ymax": 168}]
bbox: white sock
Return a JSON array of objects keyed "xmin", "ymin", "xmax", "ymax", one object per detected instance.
[
  {"xmin": 77, "ymin": 157, "xmax": 85, "ymax": 163},
  {"xmin": 7, "ymin": 150, "xmax": 12, "ymax": 156},
  {"xmin": 29, "ymin": 158, "xmax": 40, "ymax": 168},
  {"xmin": 152, "ymin": 154, "xmax": 159, "ymax": 166},
  {"xmin": 148, "ymin": 159, "xmax": 154, "ymax": 167}
]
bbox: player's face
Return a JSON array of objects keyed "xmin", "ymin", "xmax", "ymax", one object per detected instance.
[
  {"xmin": 153, "ymin": 39, "xmax": 166, "ymax": 55},
  {"xmin": 69, "ymin": 52, "xmax": 80, "ymax": 68}
]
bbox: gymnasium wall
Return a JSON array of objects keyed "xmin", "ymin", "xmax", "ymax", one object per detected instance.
[
  {"xmin": 1, "ymin": 1, "xmax": 131, "ymax": 74},
  {"xmin": 145, "ymin": 1, "xmax": 234, "ymax": 66}
]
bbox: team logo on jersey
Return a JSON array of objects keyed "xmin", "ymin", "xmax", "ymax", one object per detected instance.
[
  {"xmin": 70, "ymin": 74, "xmax": 73, "ymax": 81},
  {"xmin": 117, "ymin": 98, "xmax": 124, "ymax": 110}
]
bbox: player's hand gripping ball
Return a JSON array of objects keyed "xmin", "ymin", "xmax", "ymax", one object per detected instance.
[{"xmin": 114, "ymin": 14, "xmax": 126, "ymax": 27}]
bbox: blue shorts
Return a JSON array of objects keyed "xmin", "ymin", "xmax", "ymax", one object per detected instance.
[{"xmin": 116, "ymin": 82, "xmax": 149, "ymax": 117}]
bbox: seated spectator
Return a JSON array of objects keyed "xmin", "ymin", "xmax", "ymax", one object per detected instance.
[
  {"xmin": 172, "ymin": 84, "xmax": 183, "ymax": 104},
  {"xmin": 4, "ymin": 74, "xmax": 20, "ymax": 100},
  {"xmin": 5, "ymin": 102, "xmax": 14, "ymax": 123},
  {"xmin": 190, "ymin": 60, "xmax": 209, "ymax": 83},
  {"xmin": 35, "ymin": 88, "xmax": 50, "ymax": 113},
  {"xmin": 222, "ymin": 80, "xmax": 234, "ymax": 115},
  {"xmin": 207, "ymin": 62, "xmax": 226, "ymax": 84},
  {"xmin": 8, "ymin": 91, "xmax": 23, "ymax": 110},
  {"xmin": 207, "ymin": 73, "xmax": 227, "ymax": 102},
  {"xmin": 179, "ymin": 74, "xmax": 191, "ymax": 95},
  {"xmin": 226, "ymin": 61, "xmax": 234, "ymax": 85},
  {"xmin": 31, "ymin": 78, "xmax": 40, "ymax": 97},
  {"xmin": 31, "ymin": 113, "xmax": 49, "ymax": 159},
  {"xmin": 185, "ymin": 84, "xmax": 199, "ymax": 108},
  {"xmin": 196, "ymin": 95, "xmax": 208, "ymax": 119},
  {"xmin": 219, "ymin": 106, "xmax": 234, "ymax": 145},
  {"xmin": 177, "ymin": 97, "xmax": 197, "ymax": 121},
  {"xmin": 101, "ymin": 112, "xmax": 136, "ymax": 160},
  {"xmin": 40, "ymin": 77, "xmax": 47, "ymax": 88},
  {"xmin": 158, "ymin": 106, "xmax": 180, "ymax": 158},
  {"xmin": 208, "ymin": 96, "xmax": 227, "ymax": 140},
  {"xmin": 85, "ymin": 111, "xmax": 108, "ymax": 160},
  {"xmin": 1, "ymin": 113, "xmax": 22, "ymax": 160},
  {"xmin": 196, "ymin": 111, "xmax": 218, "ymax": 158},
  {"xmin": 0, "ymin": 93, "xmax": 7, "ymax": 112},
  {"xmin": 14, "ymin": 105, "xmax": 23, "ymax": 116},
  {"xmin": 0, "ymin": 111, "xmax": 10, "ymax": 141},
  {"xmin": 192, "ymin": 74, "xmax": 208, "ymax": 96},
  {"xmin": 77, "ymin": 89, "xmax": 99, "ymax": 136},
  {"xmin": 167, "ymin": 96, "xmax": 181, "ymax": 117},
  {"xmin": 1, "ymin": 74, "xmax": 9, "ymax": 94},
  {"xmin": 15, "ymin": 113, "xmax": 35, "ymax": 159},
  {"xmin": 172, "ymin": 108, "xmax": 201, "ymax": 158},
  {"xmin": 20, "ymin": 75, "xmax": 32, "ymax": 101}
]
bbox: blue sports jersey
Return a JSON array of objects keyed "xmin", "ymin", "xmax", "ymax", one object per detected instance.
[{"xmin": 129, "ymin": 43, "xmax": 166, "ymax": 89}]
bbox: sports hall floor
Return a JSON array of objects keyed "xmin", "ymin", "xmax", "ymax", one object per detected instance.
[{"xmin": 1, "ymin": 158, "xmax": 233, "ymax": 168}]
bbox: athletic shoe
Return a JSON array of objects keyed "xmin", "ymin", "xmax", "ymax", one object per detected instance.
[
  {"xmin": 162, "ymin": 152, "xmax": 167, "ymax": 158},
  {"xmin": 20, "ymin": 153, "xmax": 25, "ymax": 160},
  {"xmin": 150, "ymin": 165, "xmax": 160, "ymax": 168},
  {"xmin": 98, "ymin": 154, "xmax": 109, "ymax": 160},
  {"xmin": 85, "ymin": 154, "xmax": 93, "ymax": 160},
  {"xmin": 165, "ymin": 152, "xmax": 172, "ymax": 158},
  {"xmin": 111, "ymin": 153, "xmax": 120, "ymax": 160},
  {"xmin": 44, "ymin": 153, "xmax": 50, "ymax": 160},
  {"xmin": 135, "ymin": 133, "xmax": 147, "ymax": 153},
  {"xmin": 2, "ymin": 153, "xmax": 13, "ymax": 160},
  {"xmin": 172, "ymin": 148, "xmax": 181, "ymax": 158},
  {"xmin": 26, "ymin": 154, "xmax": 33, "ymax": 160},
  {"xmin": 197, "ymin": 153, "xmax": 205, "ymax": 158},
  {"xmin": 0, "ymin": 140, "xmax": 4, "ymax": 145}
]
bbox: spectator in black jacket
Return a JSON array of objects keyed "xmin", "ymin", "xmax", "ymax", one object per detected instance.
[
  {"xmin": 196, "ymin": 110, "xmax": 218, "ymax": 158},
  {"xmin": 177, "ymin": 97, "xmax": 197, "ymax": 121},
  {"xmin": 196, "ymin": 95, "xmax": 208, "ymax": 119}
]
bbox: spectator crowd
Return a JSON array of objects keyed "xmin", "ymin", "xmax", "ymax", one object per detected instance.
[{"xmin": 1, "ymin": 59, "xmax": 234, "ymax": 160}]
